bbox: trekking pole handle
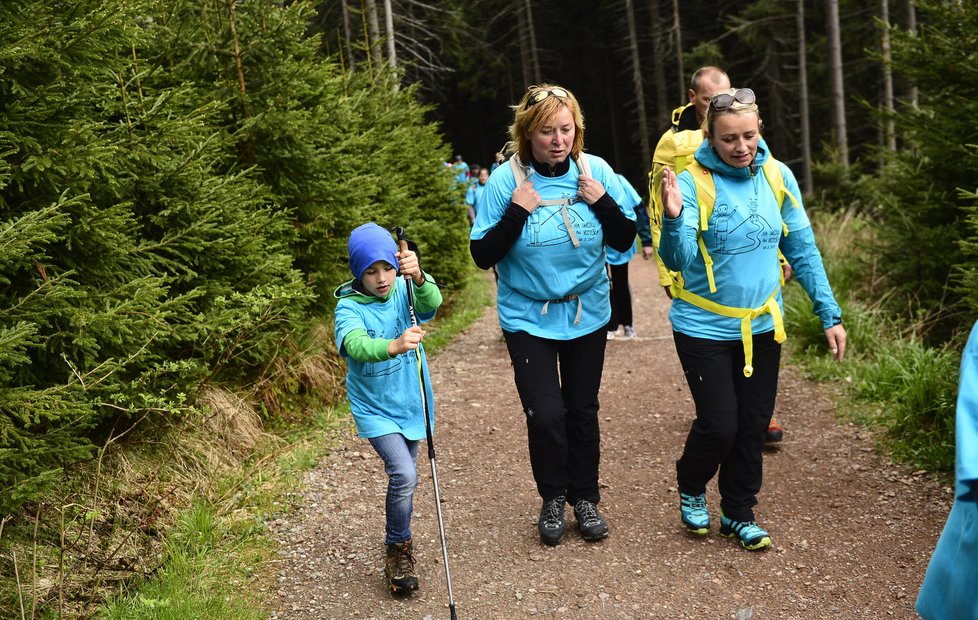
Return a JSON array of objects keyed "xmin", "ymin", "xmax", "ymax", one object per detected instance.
[{"xmin": 392, "ymin": 227, "xmax": 419, "ymax": 328}]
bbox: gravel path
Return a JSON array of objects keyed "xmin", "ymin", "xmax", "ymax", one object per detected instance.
[{"xmin": 264, "ymin": 255, "xmax": 951, "ymax": 619}]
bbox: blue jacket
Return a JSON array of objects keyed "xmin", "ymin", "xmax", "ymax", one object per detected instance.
[
  {"xmin": 916, "ymin": 319, "xmax": 978, "ymax": 619},
  {"xmin": 659, "ymin": 138, "xmax": 841, "ymax": 341}
]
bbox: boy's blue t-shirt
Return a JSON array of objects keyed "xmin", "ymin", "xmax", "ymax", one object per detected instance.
[
  {"xmin": 471, "ymin": 153, "xmax": 635, "ymax": 339},
  {"xmin": 333, "ymin": 277, "xmax": 435, "ymax": 440},
  {"xmin": 605, "ymin": 173, "xmax": 642, "ymax": 266}
]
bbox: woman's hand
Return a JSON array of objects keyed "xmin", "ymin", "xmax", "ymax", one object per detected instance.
[
  {"xmin": 577, "ymin": 174, "xmax": 606, "ymax": 205},
  {"xmin": 388, "ymin": 326, "xmax": 426, "ymax": 356},
  {"xmin": 512, "ymin": 180, "xmax": 542, "ymax": 213},
  {"xmin": 397, "ymin": 249, "xmax": 424, "ymax": 286},
  {"xmin": 825, "ymin": 324, "xmax": 847, "ymax": 361},
  {"xmin": 660, "ymin": 168, "xmax": 683, "ymax": 219}
]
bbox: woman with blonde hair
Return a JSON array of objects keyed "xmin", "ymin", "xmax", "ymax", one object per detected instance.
[
  {"xmin": 660, "ymin": 88, "xmax": 846, "ymax": 550},
  {"xmin": 470, "ymin": 84, "xmax": 636, "ymax": 546}
]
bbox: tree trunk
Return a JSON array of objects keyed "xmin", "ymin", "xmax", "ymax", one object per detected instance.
[
  {"xmin": 340, "ymin": 0, "xmax": 355, "ymax": 71},
  {"xmin": 880, "ymin": 0, "xmax": 896, "ymax": 151},
  {"xmin": 364, "ymin": 0, "xmax": 383, "ymax": 72},
  {"xmin": 672, "ymin": 0, "xmax": 685, "ymax": 103},
  {"xmin": 797, "ymin": 0, "xmax": 813, "ymax": 194},
  {"xmin": 649, "ymin": 0, "xmax": 669, "ymax": 127},
  {"xmin": 524, "ymin": 0, "xmax": 541, "ymax": 84},
  {"xmin": 383, "ymin": 0, "xmax": 396, "ymax": 71},
  {"xmin": 514, "ymin": 1, "xmax": 532, "ymax": 88},
  {"xmin": 225, "ymin": 0, "xmax": 254, "ymax": 163},
  {"xmin": 226, "ymin": 0, "xmax": 248, "ymax": 118},
  {"xmin": 826, "ymin": 0, "xmax": 849, "ymax": 167},
  {"xmin": 625, "ymin": 0, "xmax": 651, "ymax": 165},
  {"xmin": 904, "ymin": 0, "xmax": 918, "ymax": 107},
  {"xmin": 606, "ymin": 80, "xmax": 623, "ymax": 169}
]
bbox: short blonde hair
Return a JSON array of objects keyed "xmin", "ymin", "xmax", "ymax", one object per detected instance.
[
  {"xmin": 703, "ymin": 87, "xmax": 762, "ymax": 137},
  {"xmin": 505, "ymin": 84, "xmax": 585, "ymax": 164}
]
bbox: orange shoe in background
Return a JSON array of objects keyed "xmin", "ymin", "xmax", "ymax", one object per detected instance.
[{"xmin": 765, "ymin": 416, "xmax": 784, "ymax": 443}]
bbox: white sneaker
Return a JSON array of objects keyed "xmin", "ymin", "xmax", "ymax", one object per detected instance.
[
  {"xmin": 606, "ymin": 330, "xmax": 616, "ymax": 340},
  {"xmin": 623, "ymin": 326, "xmax": 637, "ymax": 338}
]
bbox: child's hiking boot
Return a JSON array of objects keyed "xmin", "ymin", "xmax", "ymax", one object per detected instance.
[
  {"xmin": 384, "ymin": 539, "xmax": 419, "ymax": 594},
  {"xmin": 764, "ymin": 416, "xmax": 784, "ymax": 443},
  {"xmin": 538, "ymin": 495, "xmax": 566, "ymax": 546},
  {"xmin": 623, "ymin": 325, "xmax": 637, "ymax": 338},
  {"xmin": 573, "ymin": 499, "xmax": 609, "ymax": 541},
  {"xmin": 606, "ymin": 330, "xmax": 617, "ymax": 340},
  {"xmin": 720, "ymin": 514, "xmax": 772, "ymax": 551},
  {"xmin": 679, "ymin": 492, "xmax": 710, "ymax": 535}
]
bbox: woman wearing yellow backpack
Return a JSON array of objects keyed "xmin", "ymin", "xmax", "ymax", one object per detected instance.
[{"xmin": 659, "ymin": 88, "xmax": 846, "ymax": 550}]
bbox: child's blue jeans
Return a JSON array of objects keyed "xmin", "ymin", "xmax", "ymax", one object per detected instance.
[{"xmin": 368, "ymin": 433, "xmax": 420, "ymax": 545}]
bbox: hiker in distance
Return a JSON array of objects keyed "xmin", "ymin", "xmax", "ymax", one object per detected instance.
[
  {"xmin": 649, "ymin": 65, "xmax": 788, "ymax": 444},
  {"xmin": 659, "ymin": 88, "xmax": 846, "ymax": 550},
  {"xmin": 333, "ymin": 222, "xmax": 443, "ymax": 594},
  {"xmin": 605, "ymin": 172, "xmax": 652, "ymax": 340},
  {"xmin": 470, "ymin": 83, "xmax": 636, "ymax": 546}
]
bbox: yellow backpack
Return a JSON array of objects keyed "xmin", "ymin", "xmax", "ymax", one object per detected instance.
[{"xmin": 648, "ymin": 105, "xmax": 706, "ymax": 287}]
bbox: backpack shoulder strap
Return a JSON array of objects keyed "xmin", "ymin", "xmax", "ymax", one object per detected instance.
[
  {"xmin": 760, "ymin": 158, "xmax": 801, "ymax": 237},
  {"xmin": 509, "ymin": 154, "xmax": 528, "ymax": 186},
  {"xmin": 573, "ymin": 152, "xmax": 591, "ymax": 177},
  {"xmin": 685, "ymin": 161, "xmax": 716, "ymax": 232},
  {"xmin": 510, "ymin": 153, "xmax": 583, "ymax": 248},
  {"xmin": 681, "ymin": 161, "xmax": 718, "ymax": 293}
]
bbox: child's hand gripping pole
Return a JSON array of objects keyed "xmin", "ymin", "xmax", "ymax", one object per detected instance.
[
  {"xmin": 392, "ymin": 226, "xmax": 458, "ymax": 620},
  {"xmin": 393, "ymin": 227, "xmax": 421, "ymax": 330}
]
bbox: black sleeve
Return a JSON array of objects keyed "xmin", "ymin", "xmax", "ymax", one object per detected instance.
[
  {"xmin": 469, "ymin": 203, "xmax": 531, "ymax": 269},
  {"xmin": 591, "ymin": 192, "xmax": 637, "ymax": 252}
]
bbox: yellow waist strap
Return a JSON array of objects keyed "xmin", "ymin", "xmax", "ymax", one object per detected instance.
[{"xmin": 670, "ymin": 284, "xmax": 787, "ymax": 377}]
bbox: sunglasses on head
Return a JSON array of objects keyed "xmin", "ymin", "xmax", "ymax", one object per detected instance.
[
  {"xmin": 527, "ymin": 87, "xmax": 569, "ymax": 108},
  {"xmin": 710, "ymin": 88, "xmax": 756, "ymax": 111}
]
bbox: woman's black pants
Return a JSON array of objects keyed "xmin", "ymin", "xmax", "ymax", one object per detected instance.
[
  {"xmin": 673, "ymin": 330, "xmax": 781, "ymax": 522},
  {"xmin": 503, "ymin": 327, "xmax": 607, "ymax": 505}
]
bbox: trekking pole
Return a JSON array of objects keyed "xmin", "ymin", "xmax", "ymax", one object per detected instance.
[{"xmin": 393, "ymin": 227, "xmax": 458, "ymax": 620}]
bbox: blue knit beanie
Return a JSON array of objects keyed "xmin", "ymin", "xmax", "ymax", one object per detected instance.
[{"xmin": 348, "ymin": 222, "xmax": 398, "ymax": 281}]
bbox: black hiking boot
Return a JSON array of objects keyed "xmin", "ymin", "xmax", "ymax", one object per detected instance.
[
  {"xmin": 385, "ymin": 539, "xmax": 419, "ymax": 594},
  {"xmin": 538, "ymin": 495, "xmax": 566, "ymax": 546},
  {"xmin": 573, "ymin": 499, "xmax": 609, "ymax": 541}
]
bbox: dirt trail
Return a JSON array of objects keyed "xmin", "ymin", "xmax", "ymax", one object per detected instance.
[{"xmin": 264, "ymin": 255, "xmax": 951, "ymax": 620}]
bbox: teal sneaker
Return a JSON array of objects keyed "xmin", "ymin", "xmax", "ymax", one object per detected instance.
[
  {"xmin": 720, "ymin": 514, "xmax": 772, "ymax": 550},
  {"xmin": 679, "ymin": 492, "xmax": 710, "ymax": 535}
]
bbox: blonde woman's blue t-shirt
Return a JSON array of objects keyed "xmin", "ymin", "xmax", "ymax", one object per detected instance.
[{"xmin": 471, "ymin": 153, "xmax": 634, "ymax": 339}]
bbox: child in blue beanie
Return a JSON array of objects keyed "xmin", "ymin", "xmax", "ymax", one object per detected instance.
[{"xmin": 333, "ymin": 222, "xmax": 443, "ymax": 595}]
